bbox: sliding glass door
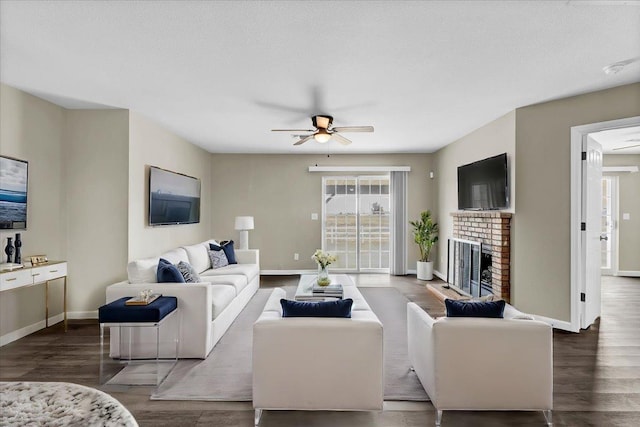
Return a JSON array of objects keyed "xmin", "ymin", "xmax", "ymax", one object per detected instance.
[{"xmin": 322, "ymin": 176, "xmax": 390, "ymax": 272}]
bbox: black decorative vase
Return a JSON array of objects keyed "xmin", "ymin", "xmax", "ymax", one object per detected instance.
[
  {"xmin": 14, "ymin": 233, "xmax": 22, "ymax": 264},
  {"xmin": 4, "ymin": 237, "xmax": 14, "ymax": 263}
]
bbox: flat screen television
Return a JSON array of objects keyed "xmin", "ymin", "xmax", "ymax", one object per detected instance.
[
  {"xmin": 457, "ymin": 153, "xmax": 509, "ymax": 210},
  {"xmin": 0, "ymin": 156, "xmax": 28, "ymax": 230},
  {"xmin": 149, "ymin": 166, "xmax": 201, "ymax": 226}
]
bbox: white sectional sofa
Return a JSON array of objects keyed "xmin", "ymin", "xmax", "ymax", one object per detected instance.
[
  {"xmin": 252, "ymin": 286, "xmax": 383, "ymax": 425},
  {"xmin": 106, "ymin": 240, "xmax": 259, "ymax": 359}
]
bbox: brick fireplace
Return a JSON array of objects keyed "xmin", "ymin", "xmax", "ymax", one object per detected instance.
[{"xmin": 451, "ymin": 211, "xmax": 512, "ymax": 302}]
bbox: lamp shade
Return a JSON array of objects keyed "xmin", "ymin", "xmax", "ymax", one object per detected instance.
[{"xmin": 234, "ymin": 216, "xmax": 254, "ymax": 231}]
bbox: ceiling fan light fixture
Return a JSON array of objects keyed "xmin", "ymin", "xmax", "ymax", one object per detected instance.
[
  {"xmin": 603, "ymin": 57, "xmax": 639, "ymax": 75},
  {"xmin": 314, "ymin": 130, "xmax": 331, "ymax": 143},
  {"xmin": 603, "ymin": 63, "xmax": 626, "ymax": 75}
]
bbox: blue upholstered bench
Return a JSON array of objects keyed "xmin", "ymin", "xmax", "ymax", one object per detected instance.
[
  {"xmin": 99, "ymin": 296, "xmax": 177, "ymax": 323},
  {"xmin": 99, "ymin": 296, "xmax": 179, "ymax": 387}
]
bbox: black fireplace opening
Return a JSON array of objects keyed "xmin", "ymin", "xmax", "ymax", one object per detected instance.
[
  {"xmin": 480, "ymin": 249, "xmax": 493, "ymax": 297},
  {"xmin": 447, "ymin": 238, "xmax": 495, "ymax": 299}
]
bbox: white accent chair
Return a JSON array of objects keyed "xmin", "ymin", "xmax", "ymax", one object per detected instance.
[
  {"xmin": 407, "ymin": 302, "xmax": 553, "ymax": 426},
  {"xmin": 252, "ymin": 287, "xmax": 384, "ymax": 425}
]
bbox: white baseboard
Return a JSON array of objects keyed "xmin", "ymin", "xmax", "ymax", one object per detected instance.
[
  {"xmin": 260, "ymin": 270, "xmax": 316, "ymax": 275},
  {"xmin": 263, "ymin": 269, "xmax": 446, "ymax": 277},
  {"xmin": 406, "ymin": 269, "xmax": 446, "ymax": 281},
  {"xmin": 69, "ymin": 310, "xmax": 98, "ymax": 319},
  {"xmin": 616, "ymin": 270, "xmax": 640, "ymax": 277},
  {"xmin": 0, "ymin": 310, "xmax": 99, "ymax": 347},
  {"xmin": 531, "ymin": 313, "xmax": 577, "ymax": 333},
  {"xmin": 0, "ymin": 313, "xmax": 64, "ymax": 347}
]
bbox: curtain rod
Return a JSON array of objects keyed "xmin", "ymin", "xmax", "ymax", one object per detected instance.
[{"xmin": 308, "ymin": 166, "xmax": 411, "ymax": 172}]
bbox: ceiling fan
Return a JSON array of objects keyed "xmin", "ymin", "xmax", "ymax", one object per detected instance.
[
  {"xmin": 272, "ymin": 115, "xmax": 374, "ymax": 146},
  {"xmin": 612, "ymin": 138, "xmax": 640, "ymax": 151}
]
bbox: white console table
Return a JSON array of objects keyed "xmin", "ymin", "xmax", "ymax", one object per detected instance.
[{"xmin": 0, "ymin": 261, "xmax": 68, "ymax": 331}]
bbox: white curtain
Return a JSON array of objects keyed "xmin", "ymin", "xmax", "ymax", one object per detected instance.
[{"xmin": 390, "ymin": 171, "xmax": 408, "ymax": 275}]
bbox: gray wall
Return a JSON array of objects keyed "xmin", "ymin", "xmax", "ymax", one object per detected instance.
[
  {"xmin": 63, "ymin": 110, "xmax": 130, "ymax": 315},
  {"xmin": 0, "ymin": 84, "xmax": 66, "ymax": 337},
  {"xmin": 514, "ymin": 83, "xmax": 640, "ymax": 322},
  {"xmin": 0, "ymin": 86, "xmax": 213, "ymax": 341},
  {"xmin": 432, "ymin": 110, "xmax": 516, "ymax": 275},
  {"xmin": 603, "ymin": 154, "xmax": 640, "ymax": 273},
  {"xmin": 127, "ymin": 112, "xmax": 212, "ymax": 261},
  {"xmin": 210, "ymin": 154, "xmax": 433, "ymax": 271}
]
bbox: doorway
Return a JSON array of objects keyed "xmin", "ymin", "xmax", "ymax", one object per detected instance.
[{"xmin": 570, "ymin": 116, "xmax": 640, "ymax": 332}]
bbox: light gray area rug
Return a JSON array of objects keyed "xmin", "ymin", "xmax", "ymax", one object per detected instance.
[{"xmin": 151, "ymin": 286, "xmax": 429, "ymax": 402}]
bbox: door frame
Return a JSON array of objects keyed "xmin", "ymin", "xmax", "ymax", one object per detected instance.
[{"xmin": 570, "ymin": 116, "xmax": 640, "ymax": 332}]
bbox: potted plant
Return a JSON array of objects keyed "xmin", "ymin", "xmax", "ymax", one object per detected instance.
[{"xmin": 410, "ymin": 210, "xmax": 439, "ymax": 281}]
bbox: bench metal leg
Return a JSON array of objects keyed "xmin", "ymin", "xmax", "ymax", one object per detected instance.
[
  {"xmin": 254, "ymin": 409, "xmax": 263, "ymax": 426},
  {"xmin": 543, "ymin": 410, "xmax": 552, "ymax": 426},
  {"xmin": 435, "ymin": 409, "xmax": 443, "ymax": 426}
]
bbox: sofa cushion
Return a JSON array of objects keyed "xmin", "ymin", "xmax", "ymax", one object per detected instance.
[
  {"xmin": 208, "ymin": 248, "xmax": 229, "ymax": 269},
  {"xmin": 280, "ymin": 298, "xmax": 353, "ymax": 318},
  {"xmin": 211, "ymin": 241, "xmax": 237, "ymax": 264},
  {"xmin": 182, "ymin": 243, "xmax": 212, "ymax": 274},
  {"xmin": 127, "ymin": 256, "xmax": 160, "ymax": 283},
  {"xmin": 157, "ymin": 258, "xmax": 186, "ymax": 283},
  {"xmin": 199, "ymin": 274, "xmax": 247, "ymax": 295},
  {"xmin": 200, "ymin": 263, "xmax": 259, "ymax": 284},
  {"xmin": 210, "ymin": 285, "xmax": 237, "ymax": 320},
  {"xmin": 176, "ymin": 261, "xmax": 201, "ymax": 283},
  {"xmin": 159, "ymin": 248, "xmax": 189, "ymax": 265},
  {"xmin": 445, "ymin": 298, "xmax": 505, "ymax": 318}
]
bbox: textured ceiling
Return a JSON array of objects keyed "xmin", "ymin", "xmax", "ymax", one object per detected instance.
[{"xmin": 1, "ymin": 1, "xmax": 639, "ymax": 154}]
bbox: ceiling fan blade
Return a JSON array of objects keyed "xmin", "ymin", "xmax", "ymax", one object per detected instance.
[
  {"xmin": 272, "ymin": 129, "xmax": 315, "ymax": 132},
  {"xmin": 332, "ymin": 133, "xmax": 352, "ymax": 146},
  {"xmin": 293, "ymin": 135, "xmax": 314, "ymax": 146},
  {"xmin": 332, "ymin": 126, "xmax": 374, "ymax": 133},
  {"xmin": 613, "ymin": 143, "xmax": 640, "ymax": 151}
]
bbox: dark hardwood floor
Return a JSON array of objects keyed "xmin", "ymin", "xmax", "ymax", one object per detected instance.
[{"xmin": 1, "ymin": 275, "xmax": 639, "ymax": 426}]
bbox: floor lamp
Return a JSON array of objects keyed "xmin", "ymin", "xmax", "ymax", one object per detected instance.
[{"xmin": 235, "ymin": 216, "xmax": 254, "ymax": 250}]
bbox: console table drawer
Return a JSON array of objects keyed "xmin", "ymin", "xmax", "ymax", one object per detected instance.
[
  {"xmin": 0, "ymin": 269, "xmax": 33, "ymax": 291},
  {"xmin": 36, "ymin": 263, "xmax": 67, "ymax": 282}
]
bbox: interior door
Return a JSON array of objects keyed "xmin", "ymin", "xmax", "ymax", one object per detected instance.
[{"xmin": 581, "ymin": 135, "xmax": 603, "ymax": 329}]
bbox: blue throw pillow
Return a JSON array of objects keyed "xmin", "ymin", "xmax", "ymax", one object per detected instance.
[
  {"xmin": 210, "ymin": 241, "xmax": 237, "ymax": 264},
  {"xmin": 445, "ymin": 299, "xmax": 505, "ymax": 318},
  {"xmin": 156, "ymin": 258, "xmax": 186, "ymax": 283},
  {"xmin": 220, "ymin": 240, "xmax": 237, "ymax": 264},
  {"xmin": 280, "ymin": 298, "xmax": 353, "ymax": 318}
]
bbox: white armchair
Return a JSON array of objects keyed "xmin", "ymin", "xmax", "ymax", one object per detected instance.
[
  {"xmin": 252, "ymin": 288, "xmax": 384, "ymax": 425},
  {"xmin": 407, "ymin": 302, "xmax": 553, "ymax": 426}
]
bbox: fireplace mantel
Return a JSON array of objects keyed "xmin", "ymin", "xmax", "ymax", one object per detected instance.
[{"xmin": 451, "ymin": 211, "xmax": 512, "ymax": 301}]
